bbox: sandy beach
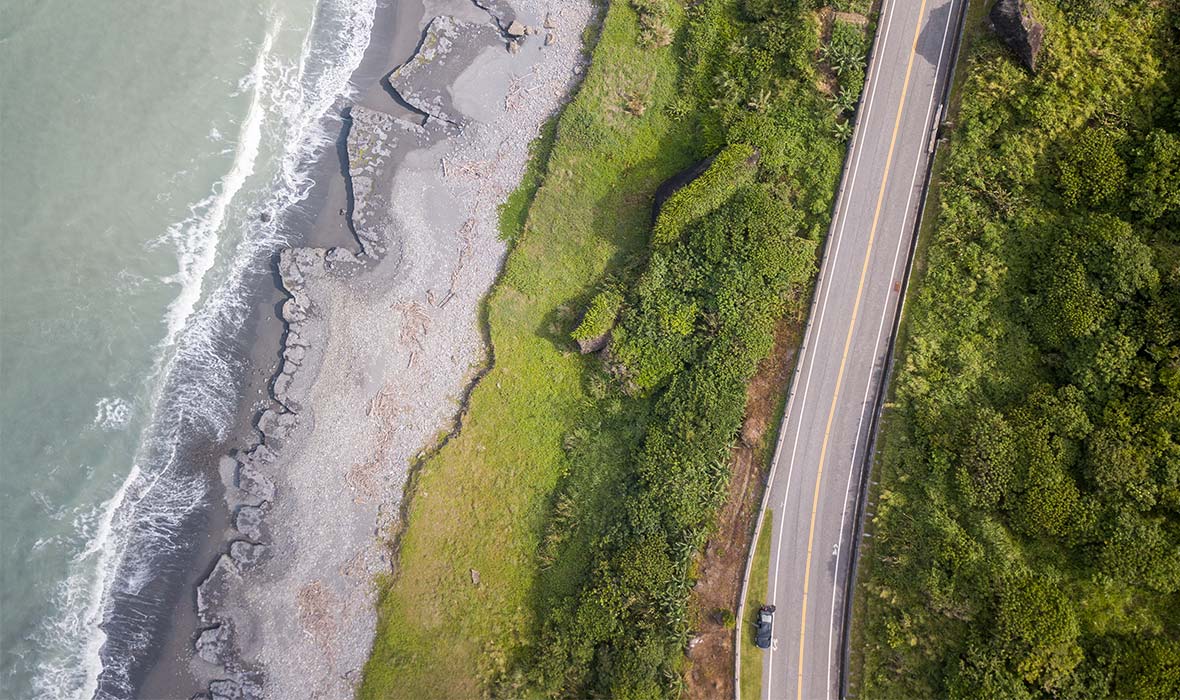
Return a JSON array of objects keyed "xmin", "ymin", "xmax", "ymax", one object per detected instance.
[{"xmin": 136, "ymin": 1, "xmax": 594, "ymax": 697}]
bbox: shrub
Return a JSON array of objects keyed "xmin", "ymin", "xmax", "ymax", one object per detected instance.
[
  {"xmin": 571, "ymin": 288, "xmax": 625, "ymax": 343},
  {"xmin": 651, "ymin": 142, "xmax": 758, "ymax": 245}
]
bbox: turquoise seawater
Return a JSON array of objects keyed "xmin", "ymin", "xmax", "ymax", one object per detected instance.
[{"xmin": 0, "ymin": 0, "xmax": 374, "ymax": 696}]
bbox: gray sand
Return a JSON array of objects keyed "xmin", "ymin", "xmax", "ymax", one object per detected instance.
[{"xmin": 190, "ymin": 1, "xmax": 593, "ymax": 698}]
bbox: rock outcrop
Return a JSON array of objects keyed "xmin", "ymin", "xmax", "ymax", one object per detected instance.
[
  {"xmin": 196, "ymin": 625, "xmax": 231, "ymax": 665},
  {"xmin": 990, "ymin": 0, "xmax": 1044, "ymax": 72},
  {"xmin": 575, "ymin": 331, "xmax": 611, "ymax": 354},
  {"xmin": 387, "ymin": 17, "xmax": 502, "ymax": 124},
  {"xmin": 197, "ymin": 556, "xmax": 241, "ymax": 626}
]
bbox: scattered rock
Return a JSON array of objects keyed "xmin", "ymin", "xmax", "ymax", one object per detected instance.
[
  {"xmin": 545, "ymin": 32, "xmax": 555, "ymax": 47},
  {"xmin": 507, "ymin": 40, "xmax": 521, "ymax": 55},
  {"xmin": 990, "ymin": 0, "xmax": 1044, "ymax": 72},
  {"xmin": 197, "ymin": 555, "xmax": 241, "ymax": 625},
  {"xmin": 338, "ymin": 207, "xmax": 346, "ymax": 216},
  {"xmin": 259, "ymin": 212, "xmax": 272, "ymax": 223},
  {"xmin": 506, "ymin": 20, "xmax": 526, "ymax": 37},
  {"xmin": 196, "ymin": 624, "xmax": 230, "ymax": 665},
  {"xmin": 544, "ymin": 14, "xmax": 556, "ymax": 29},
  {"xmin": 470, "ymin": 568, "xmax": 481, "ymax": 586},
  {"xmin": 230, "ymin": 540, "xmax": 267, "ymax": 568},
  {"xmin": 237, "ymin": 462, "xmax": 275, "ymax": 505},
  {"xmin": 234, "ymin": 505, "xmax": 264, "ymax": 541}
]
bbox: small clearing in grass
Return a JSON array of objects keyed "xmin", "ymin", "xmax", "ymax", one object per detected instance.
[{"xmin": 740, "ymin": 508, "xmax": 775, "ymax": 700}]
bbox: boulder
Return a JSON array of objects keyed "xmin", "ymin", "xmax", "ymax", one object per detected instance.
[
  {"xmin": 196, "ymin": 555, "xmax": 241, "ymax": 625},
  {"xmin": 208, "ymin": 677, "xmax": 262, "ymax": 700},
  {"xmin": 257, "ymin": 408, "xmax": 297, "ymax": 443},
  {"xmin": 238, "ymin": 443, "xmax": 274, "ymax": 471},
  {"xmin": 990, "ymin": 0, "xmax": 1044, "ymax": 72},
  {"xmin": 235, "ymin": 505, "xmax": 264, "ymax": 541},
  {"xmin": 230, "ymin": 541, "xmax": 267, "ymax": 568},
  {"xmin": 237, "ymin": 463, "xmax": 275, "ymax": 505},
  {"xmin": 195, "ymin": 624, "xmax": 230, "ymax": 665},
  {"xmin": 506, "ymin": 20, "xmax": 526, "ymax": 37}
]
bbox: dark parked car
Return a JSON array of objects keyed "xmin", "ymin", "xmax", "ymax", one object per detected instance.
[{"xmin": 755, "ymin": 604, "xmax": 775, "ymax": 649}]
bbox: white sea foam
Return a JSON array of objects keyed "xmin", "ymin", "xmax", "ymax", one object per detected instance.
[
  {"xmin": 92, "ymin": 398, "xmax": 132, "ymax": 431},
  {"xmin": 30, "ymin": 0, "xmax": 379, "ymax": 697},
  {"xmin": 155, "ymin": 25, "xmax": 277, "ymax": 351}
]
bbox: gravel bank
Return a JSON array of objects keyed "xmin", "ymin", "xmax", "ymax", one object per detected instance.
[{"xmin": 191, "ymin": 1, "xmax": 593, "ymax": 698}]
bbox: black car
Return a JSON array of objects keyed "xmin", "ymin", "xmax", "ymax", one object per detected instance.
[{"xmin": 754, "ymin": 604, "xmax": 775, "ymax": 649}]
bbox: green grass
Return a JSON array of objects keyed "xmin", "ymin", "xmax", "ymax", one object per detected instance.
[
  {"xmin": 740, "ymin": 509, "xmax": 773, "ymax": 700},
  {"xmin": 358, "ymin": 5, "xmax": 701, "ymax": 698},
  {"xmin": 830, "ymin": 0, "xmax": 874, "ymax": 17},
  {"xmin": 496, "ymin": 117, "xmax": 557, "ymax": 244}
]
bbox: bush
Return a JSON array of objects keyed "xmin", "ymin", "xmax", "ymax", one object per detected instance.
[
  {"xmin": 650, "ymin": 142, "xmax": 758, "ymax": 245},
  {"xmin": 571, "ymin": 288, "xmax": 625, "ymax": 343},
  {"xmin": 856, "ymin": 2, "xmax": 1180, "ymax": 697},
  {"xmin": 521, "ymin": 1, "xmax": 843, "ymax": 696}
]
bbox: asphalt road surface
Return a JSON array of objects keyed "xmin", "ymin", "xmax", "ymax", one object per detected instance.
[{"xmin": 758, "ymin": 0, "xmax": 965, "ymax": 698}]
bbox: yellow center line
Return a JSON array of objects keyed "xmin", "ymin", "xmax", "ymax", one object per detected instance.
[{"xmin": 794, "ymin": 1, "xmax": 929, "ymax": 697}]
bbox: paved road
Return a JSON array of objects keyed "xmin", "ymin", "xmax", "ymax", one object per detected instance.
[{"xmin": 757, "ymin": 0, "xmax": 964, "ymax": 698}]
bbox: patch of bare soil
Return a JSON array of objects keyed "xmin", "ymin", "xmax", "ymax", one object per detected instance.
[
  {"xmin": 685, "ymin": 319, "xmax": 801, "ymax": 699},
  {"xmin": 816, "ymin": 8, "xmax": 840, "ymax": 97}
]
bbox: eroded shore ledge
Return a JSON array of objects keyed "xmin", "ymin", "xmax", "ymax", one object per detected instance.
[{"xmin": 185, "ymin": 1, "xmax": 593, "ymax": 698}]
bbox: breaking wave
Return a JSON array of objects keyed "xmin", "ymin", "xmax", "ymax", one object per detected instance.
[{"xmin": 29, "ymin": 0, "xmax": 377, "ymax": 697}]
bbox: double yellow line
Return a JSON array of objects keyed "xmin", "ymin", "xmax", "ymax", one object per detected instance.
[{"xmin": 793, "ymin": 0, "xmax": 929, "ymax": 697}]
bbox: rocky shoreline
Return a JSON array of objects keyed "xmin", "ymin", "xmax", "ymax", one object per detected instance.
[{"xmin": 185, "ymin": 1, "xmax": 594, "ymax": 698}]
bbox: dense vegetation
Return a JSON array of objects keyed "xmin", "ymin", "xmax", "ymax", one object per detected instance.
[
  {"xmin": 855, "ymin": 1, "xmax": 1180, "ymax": 698},
  {"xmin": 515, "ymin": 1, "xmax": 855, "ymax": 696},
  {"xmin": 361, "ymin": 0, "xmax": 862, "ymax": 698}
]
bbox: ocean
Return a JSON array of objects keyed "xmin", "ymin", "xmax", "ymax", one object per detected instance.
[{"xmin": 0, "ymin": 0, "xmax": 376, "ymax": 696}]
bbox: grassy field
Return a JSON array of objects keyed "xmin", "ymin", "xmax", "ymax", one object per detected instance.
[
  {"xmin": 852, "ymin": 0, "xmax": 1180, "ymax": 697},
  {"xmin": 739, "ymin": 509, "xmax": 773, "ymax": 700}
]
